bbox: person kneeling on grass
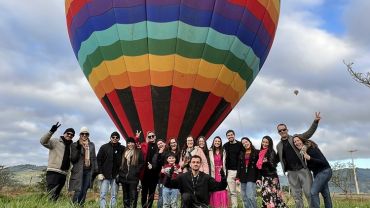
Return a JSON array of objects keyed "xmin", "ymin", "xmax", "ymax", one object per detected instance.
[{"xmin": 164, "ymin": 155, "xmax": 227, "ymax": 208}]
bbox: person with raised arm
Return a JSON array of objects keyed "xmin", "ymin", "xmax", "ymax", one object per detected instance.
[{"xmin": 165, "ymin": 155, "xmax": 227, "ymax": 208}]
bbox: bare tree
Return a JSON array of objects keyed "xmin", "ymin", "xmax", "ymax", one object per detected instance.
[
  {"xmin": 0, "ymin": 165, "xmax": 15, "ymax": 190},
  {"xmin": 330, "ymin": 161, "xmax": 354, "ymax": 195},
  {"xmin": 344, "ymin": 60, "xmax": 370, "ymax": 88}
]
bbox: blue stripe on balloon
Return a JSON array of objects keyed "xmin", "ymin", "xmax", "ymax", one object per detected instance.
[
  {"xmin": 70, "ymin": 4, "xmax": 271, "ymax": 62},
  {"xmin": 69, "ymin": 0, "xmax": 248, "ymax": 36}
]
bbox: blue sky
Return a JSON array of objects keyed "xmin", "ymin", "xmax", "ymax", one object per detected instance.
[{"xmin": 0, "ymin": 0, "xmax": 369, "ymax": 170}]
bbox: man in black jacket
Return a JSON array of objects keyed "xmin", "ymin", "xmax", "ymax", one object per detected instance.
[
  {"xmin": 97, "ymin": 131, "xmax": 125, "ymax": 208},
  {"xmin": 223, "ymin": 129, "xmax": 243, "ymax": 207},
  {"xmin": 165, "ymin": 155, "xmax": 227, "ymax": 208}
]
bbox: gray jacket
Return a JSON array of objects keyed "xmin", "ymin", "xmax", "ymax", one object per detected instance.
[
  {"xmin": 68, "ymin": 140, "xmax": 98, "ymax": 191},
  {"xmin": 276, "ymin": 120, "xmax": 319, "ymax": 173},
  {"xmin": 40, "ymin": 132, "xmax": 69, "ymax": 175}
]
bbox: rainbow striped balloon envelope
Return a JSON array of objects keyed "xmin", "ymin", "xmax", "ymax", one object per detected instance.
[{"xmin": 65, "ymin": 0, "xmax": 280, "ymax": 145}]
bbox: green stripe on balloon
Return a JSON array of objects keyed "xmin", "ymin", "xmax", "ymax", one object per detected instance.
[
  {"xmin": 77, "ymin": 21, "xmax": 260, "ymax": 73},
  {"xmin": 82, "ymin": 39, "xmax": 256, "ymax": 83}
]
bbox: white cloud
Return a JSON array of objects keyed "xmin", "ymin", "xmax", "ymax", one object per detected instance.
[{"xmin": 344, "ymin": 0, "xmax": 370, "ymax": 48}]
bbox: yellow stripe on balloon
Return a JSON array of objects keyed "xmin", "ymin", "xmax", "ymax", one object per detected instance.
[{"xmin": 87, "ymin": 55, "xmax": 247, "ymax": 98}]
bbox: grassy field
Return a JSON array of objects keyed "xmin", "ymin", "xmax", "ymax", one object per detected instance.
[{"xmin": 1, "ymin": 188, "xmax": 370, "ymax": 208}]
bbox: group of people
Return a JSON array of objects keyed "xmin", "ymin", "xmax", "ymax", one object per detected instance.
[{"xmin": 40, "ymin": 112, "xmax": 333, "ymax": 208}]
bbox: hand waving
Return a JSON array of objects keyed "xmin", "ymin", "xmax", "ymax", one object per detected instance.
[{"xmin": 50, "ymin": 122, "xmax": 61, "ymax": 133}]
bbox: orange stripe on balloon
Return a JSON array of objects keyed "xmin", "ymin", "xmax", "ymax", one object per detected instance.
[
  {"xmin": 91, "ymin": 71, "xmax": 243, "ymax": 105},
  {"xmin": 151, "ymin": 70, "xmax": 174, "ymax": 87}
]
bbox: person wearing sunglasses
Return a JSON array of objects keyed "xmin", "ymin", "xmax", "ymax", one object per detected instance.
[
  {"xmin": 40, "ymin": 122, "xmax": 75, "ymax": 201},
  {"xmin": 135, "ymin": 130, "xmax": 159, "ymax": 208},
  {"xmin": 276, "ymin": 112, "xmax": 321, "ymax": 208},
  {"xmin": 69, "ymin": 127, "xmax": 98, "ymax": 206},
  {"xmin": 97, "ymin": 131, "xmax": 125, "ymax": 208}
]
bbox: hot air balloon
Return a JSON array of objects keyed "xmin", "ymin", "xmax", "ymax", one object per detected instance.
[
  {"xmin": 294, "ymin": 89, "xmax": 299, "ymax": 96},
  {"xmin": 65, "ymin": 0, "xmax": 280, "ymax": 146}
]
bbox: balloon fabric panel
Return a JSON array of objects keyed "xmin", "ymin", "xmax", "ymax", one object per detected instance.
[{"xmin": 65, "ymin": 0, "xmax": 280, "ymax": 143}]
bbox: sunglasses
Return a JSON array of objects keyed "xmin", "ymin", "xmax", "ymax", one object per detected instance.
[
  {"xmin": 66, "ymin": 132, "xmax": 75, "ymax": 137},
  {"xmin": 278, "ymin": 129, "xmax": 287, "ymax": 133},
  {"xmin": 111, "ymin": 136, "xmax": 119, "ymax": 140},
  {"xmin": 148, "ymin": 135, "xmax": 155, "ymax": 139},
  {"xmin": 80, "ymin": 133, "xmax": 89, "ymax": 136}
]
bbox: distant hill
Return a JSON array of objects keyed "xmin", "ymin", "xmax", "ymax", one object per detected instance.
[
  {"xmin": 5, "ymin": 164, "xmax": 46, "ymax": 172},
  {"xmin": 279, "ymin": 168, "xmax": 370, "ymax": 193},
  {"xmin": 4, "ymin": 164, "xmax": 46, "ymax": 185}
]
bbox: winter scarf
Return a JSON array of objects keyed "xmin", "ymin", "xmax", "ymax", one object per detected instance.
[{"xmin": 256, "ymin": 148, "xmax": 268, "ymax": 170}]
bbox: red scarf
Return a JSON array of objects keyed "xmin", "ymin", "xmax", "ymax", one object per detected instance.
[{"xmin": 257, "ymin": 148, "xmax": 268, "ymax": 169}]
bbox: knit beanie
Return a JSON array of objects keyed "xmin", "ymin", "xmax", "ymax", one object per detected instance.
[
  {"xmin": 64, "ymin": 128, "xmax": 75, "ymax": 135},
  {"xmin": 111, "ymin": 131, "xmax": 120, "ymax": 138}
]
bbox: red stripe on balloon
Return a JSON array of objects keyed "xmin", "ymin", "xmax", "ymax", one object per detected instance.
[
  {"xmin": 190, "ymin": 94, "xmax": 222, "ymax": 137},
  {"xmin": 229, "ymin": 0, "xmax": 276, "ymax": 37},
  {"xmin": 66, "ymin": 0, "xmax": 92, "ymax": 33},
  {"xmin": 106, "ymin": 91, "xmax": 134, "ymax": 137},
  {"xmin": 205, "ymin": 105, "xmax": 232, "ymax": 139},
  {"xmin": 166, "ymin": 87, "xmax": 192, "ymax": 139},
  {"xmin": 100, "ymin": 98, "xmax": 127, "ymax": 139},
  {"xmin": 131, "ymin": 86, "xmax": 155, "ymax": 136}
]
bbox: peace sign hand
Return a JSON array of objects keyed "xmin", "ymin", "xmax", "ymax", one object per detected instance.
[
  {"xmin": 314, "ymin": 112, "xmax": 321, "ymax": 122},
  {"xmin": 135, "ymin": 130, "xmax": 141, "ymax": 138},
  {"xmin": 50, "ymin": 122, "xmax": 61, "ymax": 133}
]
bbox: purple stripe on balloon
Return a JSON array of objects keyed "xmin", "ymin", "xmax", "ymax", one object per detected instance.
[{"xmin": 68, "ymin": 0, "xmax": 255, "ymax": 39}]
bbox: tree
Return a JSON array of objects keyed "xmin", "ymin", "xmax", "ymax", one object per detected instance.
[
  {"xmin": 330, "ymin": 161, "xmax": 355, "ymax": 195},
  {"xmin": 344, "ymin": 60, "xmax": 370, "ymax": 88},
  {"xmin": 36, "ymin": 168, "xmax": 47, "ymax": 192},
  {"xmin": 0, "ymin": 165, "xmax": 15, "ymax": 190}
]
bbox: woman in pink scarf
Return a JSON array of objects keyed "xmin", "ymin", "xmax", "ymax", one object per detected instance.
[{"xmin": 256, "ymin": 136, "xmax": 287, "ymax": 208}]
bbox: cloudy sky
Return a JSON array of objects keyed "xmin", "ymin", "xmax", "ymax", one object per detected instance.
[{"xmin": 0, "ymin": 0, "xmax": 369, "ymax": 169}]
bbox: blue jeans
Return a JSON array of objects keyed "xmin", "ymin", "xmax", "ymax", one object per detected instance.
[
  {"xmin": 311, "ymin": 168, "xmax": 332, "ymax": 208},
  {"xmin": 157, "ymin": 184, "xmax": 163, "ymax": 208},
  {"xmin": 162, "ymin": 187, "xmax": 179, "ymax": 208},
  {"xmin": 100, "ymin": 178, "xmax": 118, "ymax": 208},
  {"xmin": 240, "ymin": 182, "xmax": 257, "ymax": 208},
  {"xmin": 72, "ymin": 170, "xmax": 91, "ymax": 205}
]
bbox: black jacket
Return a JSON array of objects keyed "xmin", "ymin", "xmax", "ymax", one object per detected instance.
[
  {"xmin": 165, "ymin": 171, "xmax": 227, "ymax": 206},
  {"xmin": 118, "ymin": 150, "xmax": 144, "ymax": 184},
  {"xmin": 236, "ymin": 149, "xmax": 259, "ymax": 183},
  {"xmin": 306, "ymin": 147, "xmax": 331, "ymax": 176},
  {"xmin": 258, "ymin": 150, "xmax": 279, "ymax": 179},
  {"xmin": 97, "ymin": 142, "xmax": 125, "ymax": 179},
  {"xmin": 152, "ymin": 151, "xmax": 167, "ymax": 183}
]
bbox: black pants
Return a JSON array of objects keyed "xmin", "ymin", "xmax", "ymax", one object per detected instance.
[
  {"xmin": 46, "ymin": 171, "xmax": 67, "ymax": 201},
  {"xmin": 141, "ymin": 176, "xmax": 158, "ymax": 208},
  {"xmin": 182, "ymin": 193, "xmax": 208, "ymax": 208},
  {"xmin": 123, "ymin": 181, "xmax": 139, "ymax": 208}
]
